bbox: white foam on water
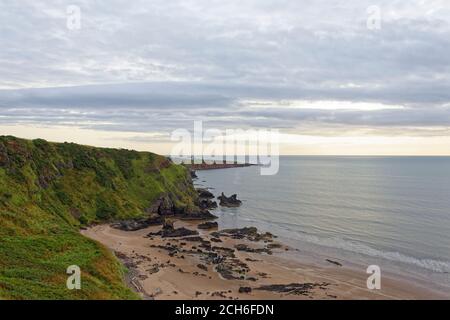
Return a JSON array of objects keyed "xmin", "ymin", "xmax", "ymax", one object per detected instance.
[{"xmin": 239, "ymin": 216, "xmax": 450, "ymax": 274}]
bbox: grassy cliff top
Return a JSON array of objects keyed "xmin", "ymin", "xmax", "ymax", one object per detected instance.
[{"xmin": 0, "ymin": 136, "xmax": 198, "ymax": 299}]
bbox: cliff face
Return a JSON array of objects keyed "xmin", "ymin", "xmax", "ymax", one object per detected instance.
[{"xmin": 0, "ymin": 136, "xmax": 200, "ymax": 299}]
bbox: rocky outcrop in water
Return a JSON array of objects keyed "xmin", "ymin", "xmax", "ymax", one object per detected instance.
[
  {"xmin": 217, "ymin": 193, "xmax": 242, "ymax": 207},
  {"xmin": 190, "ymin": 170, "xmax": 198, "ymax": 179},
  {"xmin": 194, "ymin": 188, "xmax": 218, "ymax": 210}
]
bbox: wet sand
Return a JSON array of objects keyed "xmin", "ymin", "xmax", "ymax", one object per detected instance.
[{"xmin": 82, "ymin": 221, "xmax": 447, "ymax": 300}]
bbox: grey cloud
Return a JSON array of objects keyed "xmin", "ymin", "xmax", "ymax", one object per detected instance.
[{"xmin": 1, "ymin": 0, "xmax": 450, "ymax": 138}]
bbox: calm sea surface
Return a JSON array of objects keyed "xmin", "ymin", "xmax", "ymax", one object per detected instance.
[{"xmin": 194, "ymin": 156, "xmax": 450, "ymax": 292}]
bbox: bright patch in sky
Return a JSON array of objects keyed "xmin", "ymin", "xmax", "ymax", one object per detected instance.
[
  {"xmin": 0, "ymin": 0, "xmax": 449, "ymax": 154},
  {"xmin": 241, "ymin": 100, "xmax": 405, "ymax": 111}
]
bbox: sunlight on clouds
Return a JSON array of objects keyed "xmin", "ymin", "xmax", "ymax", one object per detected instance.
[
  {"xmin": 241, "ymin": 100, "xmax": 405, "ymax": 111},
  {"xmin": 279, "ymin": 133, "xmax": 450, "ymax": 155},
  {"xmin": 2, "ymin": 125, "xmax": 449, "ymax": 156},
  {"xmin": 0, "ymin": 1, "xmax": 449, "ymax": 155}
]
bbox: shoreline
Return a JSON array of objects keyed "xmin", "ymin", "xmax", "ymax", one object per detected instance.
[
  {"xmin": 81, "ymin": 220, "xmax": 447, "ymax": 300},
  {"xmin": 273, "ymin": 232, "xmax": 450, "ymax": 298}
]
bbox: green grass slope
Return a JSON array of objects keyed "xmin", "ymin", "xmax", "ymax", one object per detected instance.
[{"xmin": 0, "ymin": 136, "xmax": 199, "ymax": 299}]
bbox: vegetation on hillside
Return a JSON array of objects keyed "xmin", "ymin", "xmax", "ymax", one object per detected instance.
[{"xmin": 0, "ymin": 136, "xmax": 199, "ymax": 299}]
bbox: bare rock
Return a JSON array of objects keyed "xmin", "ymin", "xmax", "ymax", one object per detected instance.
[
  {"xmin": 112, "ymin": 214, "xmax": 163, "ymax": 231},
  {"xmin": 217, "ymin": 193, "xmax": 242, "ymax": 207},
  {"xmin": 255, "ymin": 282, "xmax": 329, "ymax": 296},
  {"xmin": 198, "ymin": 221, "xmax": 218, "ymax": 230},
  {"xmin": 326, "ymin": 259, "xmax": 342, "ymax": 267},
  {"xmin": 197, "ymin": 264, "xmax": 208, "ymax": 271},
  {"xmin": 198, "ymin": 198, "xmax": 218, "ymax": 210},
  {"xmin": 238, "ymin": 287, "xmax": 252, "ymax": 294},
  {"xmin": 147, "ymin": 220, "xmax": 199, "ymax": 238},
  {"xmin": 197, "ymin": 188, "xmax": 215, "ymax": 199}
]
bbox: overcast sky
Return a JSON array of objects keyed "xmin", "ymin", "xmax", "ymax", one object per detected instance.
[{"xmin": 1, "ymin": 0, "xmax": 450, "ymax": 155}]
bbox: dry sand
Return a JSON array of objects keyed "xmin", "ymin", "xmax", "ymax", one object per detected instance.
[{"xmin": 82, "ymin": 221, "xmax": 447, "ymax": 300}]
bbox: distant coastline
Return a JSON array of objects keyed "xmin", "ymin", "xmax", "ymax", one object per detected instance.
[{"xmin": 185, "ymin": 162, "xmax": 255, "ymax": 171}]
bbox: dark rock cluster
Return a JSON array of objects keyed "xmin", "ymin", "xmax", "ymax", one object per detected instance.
[
  {"xmin": 198, "ymin": 198, "xmax": 218, "ymax": 210},
  {"xmin": 198, "ymin": 221, "xmax": 219, "ymax": 230},
  {"xmin": 113, "ymin": 189, "xmax": 219, "ymax": 231},
  {"xmin": 217, "ymin": 193, "xmax": 242, "ymax": 207},
  {"xmin": 112, "ymin": 214, "xmax": 163, "ymax": 231},
  {"xmin": 255, "ymin": 282, "xmax": 330, "ymax": 296},
  {"xmin": 197, "ymin": 188, "xmax": 215, "ymax": 199},
  {"xmin": 147, "ymin": 220, "xmax": 199, "ymax": 238},
  {"xmin": 190, "ymin": 170, "xmax": 198, "ymax": 179},
  {"xmin": 234, "ymin": 243, "xmax": 273, "ymax": 255},
  {"xmin": 211, "ymin": 227, "xmax": 275, "ymax": 242},
  {"xmin": 196, "ymin": 188, "xmax": 218, "ymax": 210},
  {"xmin": 238, "ymin": 287, "xmax": 252, "ymax": 294}
]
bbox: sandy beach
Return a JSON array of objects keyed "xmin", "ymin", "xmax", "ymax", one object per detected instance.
[{"xmin": 81, "ymin": 220, "xmax": 446, "ymax": 300}]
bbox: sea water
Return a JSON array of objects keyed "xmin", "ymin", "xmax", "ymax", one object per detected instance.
[{"xmin": 195, "ymin": 156, "xmax": 450, "ymax": 293}]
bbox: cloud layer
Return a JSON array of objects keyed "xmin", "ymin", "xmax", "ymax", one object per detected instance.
[{"xmin": 1, "ymin": 0, "xmax": 450, "ymax": 149}]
